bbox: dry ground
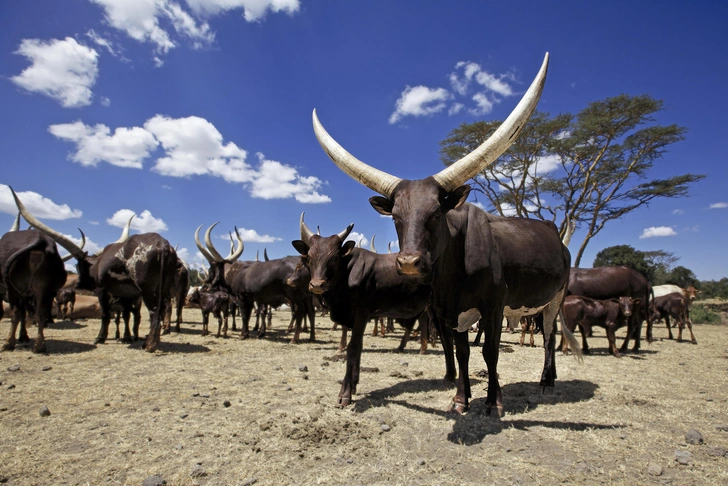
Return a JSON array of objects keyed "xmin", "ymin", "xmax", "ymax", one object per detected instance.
[{"xmin": 0, "ymin": 308, "xmax": 727, "ymax": 485}]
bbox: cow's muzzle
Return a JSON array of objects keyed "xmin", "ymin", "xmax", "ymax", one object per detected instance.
[
  {"xmin": 309, "ymin": 279, "xmax": 329, "ymax": 294},
  {"xmin": 396, "ymin": 254, "xmax": 423, "ymax": 275}
]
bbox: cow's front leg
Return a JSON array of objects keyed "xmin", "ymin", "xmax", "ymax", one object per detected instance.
[{"xmin": 337, "ymin": 319, "xmax": 365, "ymax": 407}]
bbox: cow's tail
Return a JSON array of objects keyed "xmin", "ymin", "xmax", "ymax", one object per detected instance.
[
  {"xmin": 561, "ymin": 215, "xmax": 576, "ymax": 247},
  {"xmin": 559, "ymin": 309, "xmax": 583, "ymax": 363}
]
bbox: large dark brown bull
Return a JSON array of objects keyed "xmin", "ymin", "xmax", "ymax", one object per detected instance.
[
  {"xmin": 12, "ymin": 189, "xmax": 177, "ymax": 352},
  {"xmin": 566, "ymin": 266, "xmax": 652, "ymax": 352},
  {"xmin": 291, "ymin": 214, "xmax": 433, "ymax": 407},
  {"xmin": 311, "ymin": 53, "xmax": 579, "ymax": 415},
  {"xmin": 0, "ymin": 228, "xmax": 68, "ymax": 352},
  {"xmin": 164, "ymin": 255, "xmax": 190, "ymax": 333}
]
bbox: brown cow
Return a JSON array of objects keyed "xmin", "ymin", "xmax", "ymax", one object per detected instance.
[
  {"xmin": 55, "ymin": 288, "xmax": 76, "ymax": 320},
  {"xmin": 562, "ymin": 295, "xmax": 641, "ymax": 357},
  {"xmin": 649, "ymin": 292, "xmax": 697, "ymax": 344}
]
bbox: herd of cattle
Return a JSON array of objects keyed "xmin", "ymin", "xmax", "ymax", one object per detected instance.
[{"xmin": 0, "ymin": 53, "xmax": 704, "ymax": 414}]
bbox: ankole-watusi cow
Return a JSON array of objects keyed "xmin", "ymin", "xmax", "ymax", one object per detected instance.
[
  {"xmin": 12, "ymin": 188, "xmax": 177, "ymax": 352},
  {"xmin": 312, "ymin": 53, "xmax": 579, "ymax": 415},
  {"xmin": 193, "ymin": 223, "xmax": 244, "ymax": 294},
  {"xmin": 291, "ymin": 214, "xmax": 433, "ymax": 406},
  {"xmin": 0, "ymin": 209, "xmax": 76, "ymax": 352}
]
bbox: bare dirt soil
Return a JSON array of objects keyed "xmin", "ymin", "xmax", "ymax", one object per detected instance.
[{"xmin": 1, "ymin": 309, "xmax": 727, "ymax": 485}]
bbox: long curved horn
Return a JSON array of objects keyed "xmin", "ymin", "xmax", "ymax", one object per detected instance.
[
  {"xmin": 357, "ymin": 238, "xmax": 363, "ymax": 248},
  {"xmin": 11, "ymin": 187, "xmax": 85, "ymax": 260},
  {"xmin": 387, "ymin": 242, "xmax": 392, "ymax": 254},
  {"xmin": 194, "ymin": 225, "xmax": 215, "ymax": 264},
  {"xmin": 299, "ymin": 212, "xmax": 315, "ymax": 246},
  {"xmin": 225, "ymin": 227, "xmax": 244, "ymax": 263},
  {"xmin": 562, "ymin": 215, "xmax": 576, "ymax": 247},
  {"xmin": 114, "ymin": 214, "xmax": 134, "ymax": 243},
  {"xmin": 204, "ymin": 222, "xmax": 225, "ymax": 262},
  {"xmin": 316, "ymin": 225, "xmax": 321, "ymax": 236},
  {"xmin": 264, "ymin": 248, "xmax": 269, "ymax": 261},
  {"xmin": 174, "ymin": 243, "xmax": 179, "ymax": 252},
  {"xmin": 255, "ymin": 250, "xmax": 259, "ymax": 262},
  {"xmin": 62, "ymin": 229, "xmax": 86, "ymax": 262},
  {"xmin": 338, "ymin": 224, "xmax": 354, "ymax": 242},
  {"xmin": 9, "ymin": 212, "xmax": 20, "ymax": 232},
  {"xmin": 226, "ymin": 232, "xmax": 235, "ymax": 260},
  {"xmin": 313, "ymin": 109, "xmax": 403, "ymax": 199},
  {"xmin": 313, "ymin": 54, "xmax": 549, "ymax": 196},
  {"xmin": 370, "ymin": 234, "xmax": 377, "ymax": 253},
  {"xmin": 433, "ymin": 54, "xmax": 550, "ymax": 191}
]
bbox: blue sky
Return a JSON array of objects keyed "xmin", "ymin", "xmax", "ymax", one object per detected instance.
[{"xmin": 1, "ymin": 1, "xmax": 726, "ymax": 279}]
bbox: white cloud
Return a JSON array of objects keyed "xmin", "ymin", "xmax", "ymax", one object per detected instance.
[
  {"xmin": 107, "ymin": 209, "xmax": 168, "ymax": 232},
  {"xmin": 345, "ymin": 231, "xmax": 368, "ymax": 248},
  {"xmin": 639, "ymin": 226, "xmax": 677, "ymax": 239},
  {"xmin": 100, "ymin": 96, "xmax": 111, "ymax": 106},
  {"xmin": 51, "ymin": 115, "xmax": 330, "ymax": 203},
  {"xmin": 153, "ymin": 56, "xmax": 165, "ymax": 67},
  {"xmin": 49, "ymin": 121, "xmax": 159, "ymax": 169},
  {"xmin": 162, "ymin": 184, "xmax": 172, "ymax": 190},
  {"xmin": 10, "ymin": 37, "xmax": 98, "ymax": 108},
  {"xmin": 62, "ymin": 232, "xmax": 103, "ymax": 256},
  {"xmin": 448, "ymin": 103, "xmax": 464, "ymax": 116},
  {"xmin": 672, "ymin": 209, "xmax": 685, "ymax": 215},
  {"xmin": 219, "ymin": 227, "xmax": 281, "ymax": 243},
  {"xmin": 186, "ymin": 0, "xmax": 300, "ymax": 21},
  {"xmin": 91, "ymin": 0, "xmax": 292, "ymax": 58},
  {"xmin": 389, "ymin": 86, "xmax": 450, "ymax": 124},
  {"xmin": 249, "ymin": 156, "xmax": 331, "ymax": 203},
  {"xmin": 0, "ymin": 185, "xmax": 82, "ymax": 220},
  {"xmin": 85, "ymin": 29, "xmax": 119, "ymax": 56},
  {"xmin": 709, "ymin": 202, "xmax": 728, "ymax": 209},
  {"xmin": 471, "ymin": 92, "xmax": 494, "ymax": 115},
  {"xmin": 89, "ymin": 220, "xmax": 100, "ymax": 225},
  {"xmin": 176, "ymin": 247, "xmax": 191, "ymax": 262},
  {"xmin": 90, "ymin": 0, "xmax": 176, "ymax": 54}
]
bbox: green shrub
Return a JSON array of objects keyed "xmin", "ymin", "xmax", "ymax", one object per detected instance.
[{"xmin": 690, "ymin": 304, "xmax": 721, "ymax": 324}]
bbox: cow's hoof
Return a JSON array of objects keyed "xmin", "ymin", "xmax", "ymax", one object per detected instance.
[
  {"xmin": 94, "ymin": 338, "xmax": 106, "ymax": 345},
  {"xmin": 613, "ymin": 352, "xmax": 622, "ymax": 358},
  {"xmin": 337, "ymin": 397, "xmax": 351, "ymax": 408},
  {"xmin": 691, "ymin": 339, "xmax": 698, "ymax": 345},
  {"xmin": 448, "ymin": 401, "xmax": 468, "ymax": 414},
  {"xmin": 288, "ymin": 339, "xmax": 299, "ymax": 345},
  {"xmin": 2, "ymin": 343, "xmax": 15, "ymax": 351},
  {"xmin": 485, "ymin": 403, "xmax": 504, "ymax": 418},
  {"xmin": 162, "ymin": 329, "xmax": 170, "ymax": 335},
  {"xmin": 257, "ymin": 332, "xmax": 266, "ymax": 339},
  {"xmin": 33, "ymin": 343, "xmax": 47, "ymax": 354},
  {"xmin": 121, "ymin": 337, "xmax": 132, "ymax": 344},
  {"xmin": 419, "ymin": 349, "xmax": 427, "ymax": 355},
  {"xmin": 239, "ymin": 334, "xmax": 249, "ymax": 340}
]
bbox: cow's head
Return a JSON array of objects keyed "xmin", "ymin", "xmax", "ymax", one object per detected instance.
[
  {"xmin": 286, "ymin": 257, "xmax": 312, "ymax": 291},
  {"xmin": 684, "ymin": 286, "xmax": 700, "ymax": 301},
  {"xmin": 291, "ymin": 213, "xmax": 354, "ymax": 295},
  {"xmin": 615, "ymin": 296, "xmax": 641, "ymax": 317},
  {"xmin": 194, "ymin": 223, "xmax": 244, "ymax": 293},
  {"xmin": 312, "ymin": 54, "xmax": 549, "ymax": 277}
]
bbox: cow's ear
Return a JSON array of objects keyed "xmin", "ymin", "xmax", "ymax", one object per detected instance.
[
  {"xmin": 291, "ymin": 240, "xmax": 309, "ymax": 256},
  {"xmin": 610, "ymin": 298, "xmax": 620, "ymax": 303},
  {"xmin": 632, "ymin": 298, "xmax": 641, "ymax": 305},
  {"xmin": 342, "ymin": 240, "xmax": 356, "ymax": 256},
  {"xmin": 370, "ymin": 196, "xmax": 394, "ymax": 216},
  {"xmin": 443, "ymin": 185, "xmax": 471, "ymax": 212}
]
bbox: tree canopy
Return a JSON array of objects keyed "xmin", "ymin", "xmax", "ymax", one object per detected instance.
[{"xmin": 440, "ymin": 94, "xmax": 705, "ymax": 266}]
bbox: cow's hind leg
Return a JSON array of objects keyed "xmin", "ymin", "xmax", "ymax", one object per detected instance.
[
  {"xmin": 480, "ymin": 312, "xmax": 503, "ymax": 417},
  {"xmin": 121, "ymin": 307, "xmax": 133, "ymax": 344},
  {"xmin": 3, "ymin": 306, "xmax": 23, "ymax": 351}
]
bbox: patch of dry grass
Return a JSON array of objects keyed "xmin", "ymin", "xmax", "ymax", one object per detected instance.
[{"xmin": 0, "ymin": 310, "xmax": 727, "ymax": 485}]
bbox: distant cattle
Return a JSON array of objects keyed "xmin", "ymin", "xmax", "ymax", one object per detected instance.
[
  {"xmin": 650, "ymin": 292, "xmax": 697, "ymax": 344},
  {"xmin": 55, "ymin": 288, "xmax": 76, "ymax": 321},
  {"xmin": 109, "ymin": 296, "xmax": 143, "ymax": 342},
  {"xmin": 188, "ymin": 288, "xmax": 230, "ymax": 338},
  {"xmin": 562, "ymin": 295, "xmax": 641, "ymax": 357},
  {"xmin": 649, "ymin": 285, "xmax": 700, "ymax": 338}
]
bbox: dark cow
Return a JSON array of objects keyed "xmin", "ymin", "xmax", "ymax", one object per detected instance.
[
  {"xmin": 55, "ymin": 288, "xmax": 76, "ymax": 320},
  {"xmin": 311, "ymin": 53, "xmax": 579, "ymax": 414},
  {"xmin": 13, "ymin": 189, "xmax": 177, "ymax": 352},
  {"xmin": 109, "ymin": 296, "xmax": 142, "ymax": 342},
  {"xmin": 650, "ymin": 292, "xmax": 697, "ymax": 344},
  {"xmin": 164, "ymin": 256, "xmax": 190, "ymax": 333},
  {"xmin": 0, "ymin": 228, "xmax": 68, "ymax": 352},
  {"xmin": 567, "ymin": 266, "xmax": 652, "ymax": 351},
  {"xmin": 562, "ymin": 295, "xmax": 640, "ymax": 357},
  {"xmin": 188, "ymin": 288, "xmax": 230, "ymax": 337},
  {"xmin": 291, "ymin": 214, "xmax": 433, "ymax": 407}
]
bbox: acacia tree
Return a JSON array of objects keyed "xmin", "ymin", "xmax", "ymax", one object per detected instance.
[{"xmin": 440, "ymin": 94, "xmax": 705, "ymax": 266}]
